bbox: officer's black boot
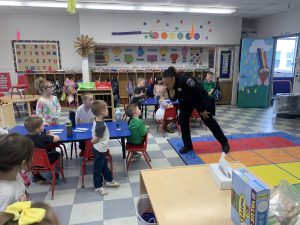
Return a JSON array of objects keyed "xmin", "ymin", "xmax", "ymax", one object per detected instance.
[
  {"xmin": 179, "ymin": 146, "xmax": 193, "ymax": 154},
  {"xmin": 222, "ymin": 142, "xmax": 230, "ymax": 154}
]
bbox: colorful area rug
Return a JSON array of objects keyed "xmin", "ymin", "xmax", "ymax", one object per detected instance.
[{"xmin": 168, "ymin": 132, "xmax": 300, "ymax": 187}]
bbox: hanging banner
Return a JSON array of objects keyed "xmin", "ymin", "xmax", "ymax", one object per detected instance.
[
  {"xmin": 220, "ymin": 50, "xmax": 231, "ymax": 79},
  {"xmin": 0, "ymin": 73, "xmax": 11, "ymax": 92},
  {"xmin": 237, "ymin": 38, "xmax": 274, "ymax": 107}
]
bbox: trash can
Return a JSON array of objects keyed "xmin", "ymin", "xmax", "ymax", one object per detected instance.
[{"xmin": 136, "ymin": 194, "xmax": 157, "ymax": 225}]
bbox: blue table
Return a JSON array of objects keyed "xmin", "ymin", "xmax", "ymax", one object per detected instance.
[
  {"xmin": 141, "ymin": 98, "xmax": 180, "ymax": 118},
  {"xmin": 10, "ymin": 122, "xmax": 131, "ymax": 176}
]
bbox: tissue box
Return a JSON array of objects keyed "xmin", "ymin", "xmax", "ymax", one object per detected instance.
[
  {"xmin": 209, "ymin": 163, "xmax": 232, "ymax": 190},
  {"xmin": 231, "ymin": 168, "xmax": 270, "ymax": 225}
]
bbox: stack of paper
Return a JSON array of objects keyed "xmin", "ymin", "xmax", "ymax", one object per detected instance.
[
  {"xmin": 49, "ymin": 129, "xmax": 64, "ymax": 134},
  {"xmin": 73, "ymin": 127, "xmax": 89, "ymax": 133}
]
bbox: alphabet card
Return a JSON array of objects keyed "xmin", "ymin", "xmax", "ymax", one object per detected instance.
[{"xmin": 12, "ymin": 40, "xmax": 61, "ymax": 72}]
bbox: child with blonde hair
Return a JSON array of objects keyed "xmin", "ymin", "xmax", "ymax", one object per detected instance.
[
  {"xmin": 91, "ymin": 100, "xmax": 119, "ymax": 196},
  {"xmin": 35, "ymin": 77, "xmax": 61, "ymax": 125},
  {"xmin": 0, "ymin": 201, "xmax": 59, "ymax": 225},
  {"xmin": 155, "ymin": 89, "xmax": 173, "ymax": 121},
  {"xmin": 76, "ymin": 92, "xmax": 94, "ymax": 156},
  {"xmin": 0, "ymin": 134, "xmax": 34, "ymax": 211}
]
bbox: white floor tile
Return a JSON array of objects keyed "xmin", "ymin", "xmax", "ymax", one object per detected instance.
[
  {"xmin": 45, "ymin": 189, "xmax": 76, "ymax": 207},
  {"xmin": 103, "ymin": 216, "xmax": 138, "ymax": 225},
  {"xmin": 103, "ymin": 183, "xmax": 133, "ymax": 201},
  {"xmin": 69, "ymin": 202, "xmax": 103, "ymax": 224}
]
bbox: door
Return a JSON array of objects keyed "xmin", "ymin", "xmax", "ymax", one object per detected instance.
[
  {"xmin": 272, "ymin": 35, "xmax": 299, "ymax": 96},
  {"xmin": 237, "ymin": 38, "xmax": 274, "ymax": 108}
]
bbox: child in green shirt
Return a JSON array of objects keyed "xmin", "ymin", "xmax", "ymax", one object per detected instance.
[
  {"xmin": 203, "ymin": 72, "xmax": 216, "ymax": 116},
  {"xmin": 125, "ymin": 104, "xmax": 147, "ymax": 145}
]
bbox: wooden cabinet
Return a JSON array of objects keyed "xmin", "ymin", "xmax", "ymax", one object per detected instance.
[
  {"xmin": 77, "ymin": 88, "xmax": 115, "ymax": 121},
  {"xmin": 0, "ymin": 98, "xmax": 16, "ymax": 128}
]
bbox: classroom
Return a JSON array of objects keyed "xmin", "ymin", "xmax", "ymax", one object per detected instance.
[{"xmin": 0, "ymin": 1, "xmax": 300, "ymax": 224}]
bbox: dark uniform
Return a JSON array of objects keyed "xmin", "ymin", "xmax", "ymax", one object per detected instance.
[{"xmin": 169, "ymin": 73, "xmax": 228, "ymax": 151}]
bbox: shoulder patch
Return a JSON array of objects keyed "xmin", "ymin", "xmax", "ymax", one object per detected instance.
[{"xmin": 186, "ymin": 78, "xmax": 195, "ymax": 87}]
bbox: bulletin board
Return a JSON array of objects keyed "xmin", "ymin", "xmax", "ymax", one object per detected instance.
[
  {"xmin": 11, "ymin": 40, "xmax": 61, "ymax": 72},
  {"xmin": 0, "ymin": 73, "xmax": 11, "ymax": 92}
]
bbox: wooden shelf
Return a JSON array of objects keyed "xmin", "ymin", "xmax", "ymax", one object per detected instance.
[{"xmin": 77, "ymin": 88, "xmax": 115, "ymax": 121}]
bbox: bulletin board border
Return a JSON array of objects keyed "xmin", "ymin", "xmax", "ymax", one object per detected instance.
[{"xmin": 11, "ymin": 40, "xmax": 62, "ymax": 72}]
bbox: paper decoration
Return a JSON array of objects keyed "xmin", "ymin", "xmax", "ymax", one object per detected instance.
[
  {"xmin": 125, "ymin": 54, "xmax": 133, "ymax": 64},
  {"xmin": 189, "ymin": 24, "xmax": 195, "ymax": 40},
  {"xmin": 12, "ymin": 40, "xmax": 61, "ymax": 72},
  {"xmin": 95, "ymin": 47, "xmax": 109, "ymax": 66},
  {"xmin": 220, "ymin": 51, "xmax": 231, "ymax": 79},
  {"xmin": 16, "ymin": 29, "xmax": 20, "ymax": 40},
  {"xmin": 182, "ymin": 47, "xmax": 187, "ymax": 62},
  {"xmin": 67, "ymin": 0, "xmax": 76, "ymax": 14},
  {"xmin": 256, "ymin": 48, "xmax": 270, "ymax": 86},
  {"xmin": 170, "ymin": 53, "xmax": 178, "ymax": 64},
  {"xmin": 0, "ymin": 73, "xmax": 11, "ymax": 92},
  {"xmin": 147, "ymin": 55, "xmax": 157, "ymax": 63}
]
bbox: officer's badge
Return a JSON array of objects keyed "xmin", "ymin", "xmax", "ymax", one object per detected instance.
[
  {"xmin": 177, "ymin": 88, "xmax": 182, "ymax": 92},
  {"xmin": 186, "ymin": 78, "xmax": 195, "ymax": 87}
]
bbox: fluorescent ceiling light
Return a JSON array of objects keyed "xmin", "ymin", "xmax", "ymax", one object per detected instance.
[
  {"xmin": 0, "ymin": 1, "xmax": 22, "ymax": 6},
  {"xmin": 26, "ymin": 1, "xmax": 67, "ymax": 8},
  {"xmin": 189, "ymin": 8, "xmax": 236, "ymax": 14},
  {"xmin": 0, "ymin": 1, "xmax": 236, "ymax": 14},
  {"xmin": 140, "ymin": 6, "xmax": 185, "ymax": 12},
  {"xmin": 79, "ymin": 4, "xmax": 135, "ymax": 11}
]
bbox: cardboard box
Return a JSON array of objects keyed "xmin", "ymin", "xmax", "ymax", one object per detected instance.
[{"xmin": 231, "ymin": 168, "xmax": 270, "ymax": 225}]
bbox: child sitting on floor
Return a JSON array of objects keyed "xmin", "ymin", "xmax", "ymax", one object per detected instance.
[
  {"xmin": 0, "ymin": 133, "xmax": 34, "ymax": 211},
  {"xmin": 24, "ymin": 116, "xmax": 61, "ymax": 182}
]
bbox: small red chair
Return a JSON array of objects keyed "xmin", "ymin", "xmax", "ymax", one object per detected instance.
[
  {"xmin": 126, "ymin": 133, "xmax": 151, "ymax": 172},
  {"xmin": 81, "ymin": 140, "xmax": 113, "ymax": 188},
  {"xmin": 31, "ymin": 148, "xmax": 66, "ymax": 200},
  {"xmin": 10, "ymin": 75, "xmax": 29, "ymax": 98},
  {"xmin": 45, "ymin": 142, "xmax": 68, "ymax": 167},
  {"xmin": 189, "ymin": 109, "xmax": 207, "ymax": 131},
  {"xmin": 156, "ymin": 107, "xmax": 180, "ymax": 136}
]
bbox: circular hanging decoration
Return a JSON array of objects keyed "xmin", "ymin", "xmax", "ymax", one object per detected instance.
[{"xmin": 74, "ymin": 34, "xmax": 95, "ymax": 57}]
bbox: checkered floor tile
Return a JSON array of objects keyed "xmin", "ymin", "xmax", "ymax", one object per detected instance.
[{"xmin": 14, "ymin": 105, "xmax": 300, "ymax": 225}]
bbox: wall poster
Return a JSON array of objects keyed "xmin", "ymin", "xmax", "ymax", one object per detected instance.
[{"xmin": 12, "ymin": 40, "xmax": 61, "ymax": 72}]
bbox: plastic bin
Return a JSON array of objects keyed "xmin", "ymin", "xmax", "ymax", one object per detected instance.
[{"xmin": 136, "ymin": 194, "xmax": 157, "ymax": 225}]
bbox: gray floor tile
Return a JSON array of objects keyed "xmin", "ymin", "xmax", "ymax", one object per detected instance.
[
  {"xmin": 167, "ymin": 157, "xmax": 186, "ymax": 166},
  {"xmin": 103, "ymin": 198, "xmax": 136, "ymax": 220},
  {"xmin": 74, "ymin": 187, "xmax": 104, "ymax": 204},
  {"xmin": 53, "ymin": 205, "xmax": 72, "ymax": 225}
]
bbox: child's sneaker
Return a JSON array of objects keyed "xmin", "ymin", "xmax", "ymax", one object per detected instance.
[
  {"xmin": 95, "ymin": 187, "xmax": 108, "ymax": 196},
  {"xmin": 106, "ymin": 180, "xmax": 120, "ymax": 188}
]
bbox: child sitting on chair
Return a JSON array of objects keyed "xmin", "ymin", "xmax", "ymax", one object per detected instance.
[
  {"xmin": 76, "ymin": 92, "xmax": 94, "ymax": 156},
  {"xmin": 0, "ymin": 134, "xmax": 33, "ymax": 211},
  {"xmin": 155, "ymin": 89, "xmax": 173, "ymax": 121},
  {"xmin": 91, "ymin": 100, "xmax": 120, "ymax": 196},
  {"xmin": 24, "ymin": 116, "xmax": 61, "ymax": 183},
  {"xmin": 35, "ymin": 77, "xmax": 61, "ymax": 125},
  {"xmin": 125, "ymin": 104, "xmax": 148, "ymax": 147},
  {"xmin": 130, "ymin": 77, "xmax": 146, "ymax": 107}
]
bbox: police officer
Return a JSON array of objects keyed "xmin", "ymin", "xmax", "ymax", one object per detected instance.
[{"xmin": 162, "ymin": 66, "xmax": 230, "ymax": 154}]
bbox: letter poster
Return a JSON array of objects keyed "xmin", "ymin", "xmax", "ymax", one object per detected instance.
[{"xmin": 12, "ymin": 40, "xmax": 61, "ymax": 72}]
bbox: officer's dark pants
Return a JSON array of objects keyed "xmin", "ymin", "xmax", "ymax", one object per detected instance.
[{"xmin": 179, "ymin": 103, "xmax": 227, "ymax": 149}]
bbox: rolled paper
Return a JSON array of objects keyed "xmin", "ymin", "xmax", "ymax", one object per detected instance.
[{"xmin": 263, "ymin": 51, "xmax": 268, "ymax": 68}]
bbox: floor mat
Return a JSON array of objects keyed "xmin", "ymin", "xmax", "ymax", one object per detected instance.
[
  {"xmin": 277, "ymin": 162, "xmax": 300, "ymax": 179},
  {"xmin": 282, "ymin": 147, "xmax": 300, "ymax": 159},
  {"xmin": 197, "ymin": 153, "xmax": 234, "ymax": 164},
  {"xmin": 229, "ymin": 151, "xmax": 270, "ymax": 166},
  {"xmin": 255, "ymin": 148, "xmax": 299, "ymax": 163},
  {"xmin": 248, "ymin": 164, "xmax": 300, "ymax": 187}
]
